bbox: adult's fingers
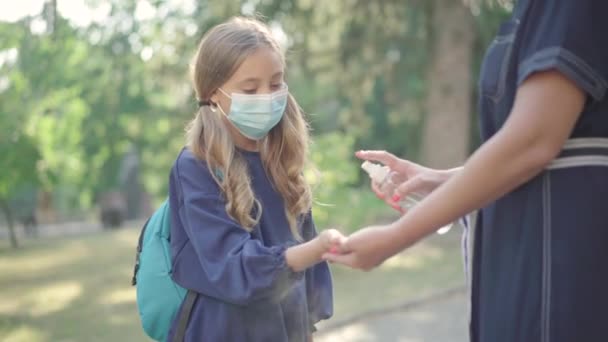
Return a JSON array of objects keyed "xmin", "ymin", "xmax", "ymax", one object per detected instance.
[
  {"xmin": 322, "ymin": 252, "xmax": 358, "ymax": 268},
  {"xmin": 355, "ymin": 150, "xmax": 399, "ymax": 169},
  {"xmin": 394, "ymin": 176, "xmax": 427, "ymax": 200}
]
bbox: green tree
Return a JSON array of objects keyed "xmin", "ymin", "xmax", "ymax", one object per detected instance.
[
  {"xmin": 0, "ymin": 62, "xmax": 40, "ymax": 247},
  {"xmin": 0, "ymin": 0, "xmax": 513, "ymax": 242}
]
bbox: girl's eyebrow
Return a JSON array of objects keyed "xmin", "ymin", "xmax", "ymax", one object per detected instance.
[
  {"xmin": 237, "ymin": 72, "xmax": 284, "ymax": 86},
  {"xmin": 238, "ymin": 77, "xmax": 259, "ymax": 84}
]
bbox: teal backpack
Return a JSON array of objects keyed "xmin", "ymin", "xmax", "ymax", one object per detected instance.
[{"xmin": 132, "ymin": 200, "xmax": 197, "ymax": 342}]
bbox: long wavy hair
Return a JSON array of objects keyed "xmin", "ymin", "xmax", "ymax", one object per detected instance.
[{"xmin": 185, "ymin": 17, "xmax": 312, "ymax": 239}]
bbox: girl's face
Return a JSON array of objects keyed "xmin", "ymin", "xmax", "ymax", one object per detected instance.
[{"xmin": 210, "ymin": 47, "xmax": 285, "ymax": 151}]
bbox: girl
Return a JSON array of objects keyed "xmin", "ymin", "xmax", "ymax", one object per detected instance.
[
  {"xmin": 168, "ymin": 17, "xmax": 342, "ymax": 342},
  {"xmin": 327, "ymin": 1, "xmax": 608, "ymax": 341}
]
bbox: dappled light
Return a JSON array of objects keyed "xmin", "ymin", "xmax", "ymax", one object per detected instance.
[
  {"xmin": 101, "ymin": 287, "xmax": 136, "ymax": 306},
  {"xmin": 111, "ymin": 228, "xmax": 140, "ymax": 248},
  {"xmin": 2, "ymin": 325, "xmax": 47, "ymax": 342},
  {"xmin": 107, "ymin": 309, "xmax": 139, "ymax": 327},
  {"xmin": 0, "ymin": 229, "xmax": 152, "ymax": 341},
  {"xmin": 27, "ymin": 281, "xmax": 83, "ymax": 317},
  {"xmin": 0, "ymin": 241, "xmax": 89, "ymax": 275}
]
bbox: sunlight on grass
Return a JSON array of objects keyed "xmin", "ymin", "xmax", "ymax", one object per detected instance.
[
  {"xmin": 0, "ymin": 242, "xmax": 89, "ymax": 275},
  {"xmin": 28, "ymin": 281, "xmax": 83, "ymax": 316},
  {"xmin": 0, "ymin": 295, "xmax": 21, "ymax": 313},
  {"xmin": 0, "ymin": 229, "xmax": 152, "ymax": 342},
  {"xmin": 112, "ymin": 228, "xmax": 141, "ymax": 247},
  {"xmin": 101, "ymin": 287, "xmax": 136, "ymax": 306},
  {"xmin": 0, "ymin": 225, "xmax": 464, "ymax": 342},
  {"xmin": 108, "ymin": 310, "xmax": 139, "ymax": 327},
  {"xmin": 3, "ymin": 325, "xmax": 46, "ymax": 342}
]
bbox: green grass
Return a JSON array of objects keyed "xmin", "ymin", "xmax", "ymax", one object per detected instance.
[
  {"xmin": 0, "ymin": 229, "xmax": 148, "ymax": 342},
  {"xmin": 0, "ymin": 216, "xmax": 465, "ymax": 341}
]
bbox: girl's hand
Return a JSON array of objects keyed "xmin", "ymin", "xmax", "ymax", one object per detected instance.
[
  {"xmin": 317, "ymin": 229, "xmax": 347, "ymax": 254},
  {"xmin": 285, "ymin": 229, "xmax": 346, "ymax": 272},
  {"xmin": 323, "ymin": 224, "xmax": 400, "ymax": 271}
]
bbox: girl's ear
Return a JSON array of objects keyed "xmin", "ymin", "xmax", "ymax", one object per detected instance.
[{"xmin": 209, "ymin": 89, "xmax": 219, "ymax": 106}]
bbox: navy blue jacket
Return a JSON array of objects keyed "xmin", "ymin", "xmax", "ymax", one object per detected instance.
[{"xmin": 167, "ymin": 148, "xmax": 333, "ymax": 341}]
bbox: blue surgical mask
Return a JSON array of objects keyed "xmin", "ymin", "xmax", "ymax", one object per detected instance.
[{"xmin": 217, "ymin": 85, "xmax": 289, "ymax": 140}]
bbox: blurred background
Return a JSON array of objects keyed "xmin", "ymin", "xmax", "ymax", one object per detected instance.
[{"xmin": 0, "ymin": 0, "xmax": 511, "ymax": 341}]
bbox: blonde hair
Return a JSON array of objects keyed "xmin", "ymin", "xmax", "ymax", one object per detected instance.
[{"xmin": 186, "ymin": 17, "xmax": 312, "ymax": 239}]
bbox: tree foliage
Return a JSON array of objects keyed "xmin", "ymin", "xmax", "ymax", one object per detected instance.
[{"xmin": 0, "ymin": 0, "xmax": 511, "ymax": 240}]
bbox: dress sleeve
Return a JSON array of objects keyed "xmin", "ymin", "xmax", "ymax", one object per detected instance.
[
  {"xmin": 516, "ymin": 0, "xmax": 608, "ymax": 102},
  {"xmin": 170, "ymin": 152, "xmax": 302, "ymax": 306}
]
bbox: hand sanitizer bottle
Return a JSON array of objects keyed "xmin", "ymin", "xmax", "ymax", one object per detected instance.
[
  {"xmin": 361, "ymin": 161, "xmax": 451, "ymax": 234},
  {"xmin": 361, "ymin": 161, "xmax": 421, "ymax": 209}
]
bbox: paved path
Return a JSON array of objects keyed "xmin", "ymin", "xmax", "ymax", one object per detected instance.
[{"xmin": 316, "ymin": 290, "xmax": 469, "ymax": 342}]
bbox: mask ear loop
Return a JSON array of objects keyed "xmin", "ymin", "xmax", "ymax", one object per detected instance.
[
  {"xmin": 204, "ymin": 88, "xmax": 231, "ymax": 114},
  {"xmin": 218, "ymin": 88, "xmax": 232, "ymax": 99}
]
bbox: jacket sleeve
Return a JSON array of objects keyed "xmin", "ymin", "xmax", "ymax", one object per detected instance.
[{"xmin": 301, "ymin": 213, "xmax": 334, "ymax": 331}]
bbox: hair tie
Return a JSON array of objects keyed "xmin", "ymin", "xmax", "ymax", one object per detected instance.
[{"xmin": 197, "ymin": 100, "xmax": 211, "ymax": 108}]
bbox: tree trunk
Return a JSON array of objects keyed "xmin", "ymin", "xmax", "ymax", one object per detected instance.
[
  {"xmin": 420, "ymin": 0, "xmax": 474, "ymax": 168},
  {"xmin": 0, "ymin": 198, "xmax": 19, "ymax": 249}
]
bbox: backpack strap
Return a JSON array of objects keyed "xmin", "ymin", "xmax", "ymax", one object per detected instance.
[
  {"xmin": 171, "ymin": 290, "xmax": 198, "ymax": 342},
  {"xmin": 131, "ymin": 216, "xmax": 151, "ymax": 286}
]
